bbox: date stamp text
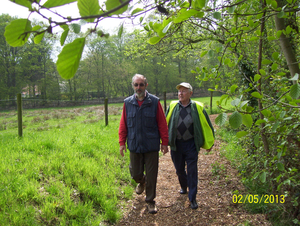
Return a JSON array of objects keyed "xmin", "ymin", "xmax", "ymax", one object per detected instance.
[{"xmin": 232, "ymin": 194, "xmax": 285, "ymax": 204}]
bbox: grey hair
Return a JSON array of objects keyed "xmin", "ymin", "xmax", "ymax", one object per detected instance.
[{"xmin": 132, "ymin": 74, "xmax": 148, "ymax": 85}]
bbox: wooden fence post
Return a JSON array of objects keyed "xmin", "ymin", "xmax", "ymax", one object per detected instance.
[
  {"xmin": 210, "ymin": 91, "xmax": 213, "ymax": 114},
  {"xmin": 163, "ymin": 91, "xmax": 167, "ymax": 113},
  {"xmin": 105, "ymin": 98, "xmax": 108, "ymax": 126},
  {"xmin": 17, "ymin": 93, "xmax": 23, "ymax": 137}
]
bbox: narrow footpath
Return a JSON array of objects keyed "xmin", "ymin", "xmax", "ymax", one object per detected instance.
[{"xmin": 116, "ymin": 115, "xmax": 271, "ymax": 226}]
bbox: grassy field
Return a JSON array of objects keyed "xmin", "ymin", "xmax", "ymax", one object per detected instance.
[{"xmin": 0, "ymin": 95, "xmax": 230, "ymax": 225}]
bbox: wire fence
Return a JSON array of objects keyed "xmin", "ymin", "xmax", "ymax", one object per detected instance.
[
  {"xmin": 0, "ymin": 89, "xmax": 221, "ymax": 111},
  {"xmin": 0, "ymin": 97, "xmax": 125, "ymax": 111}
]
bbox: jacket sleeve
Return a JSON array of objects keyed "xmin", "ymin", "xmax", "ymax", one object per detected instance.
[
  {"xmin": 118, "ymin": 103, "xmax": 128, "ymax": 146},
  {"xmin": 156, "ymin": 102, "xmax": 169, "ymax": 146}
]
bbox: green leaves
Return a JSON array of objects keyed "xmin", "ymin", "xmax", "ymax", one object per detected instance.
[
  {"xmin": 34, "ymin": 32, "xmax": 45, "ymax": 44},
  {"xmin": 229, "ymin": 111, "xmax": 242, "ymax": 129},
  {"xmin": 118, "ymin": 23, "xmax": 124, "ymax": 38},
  {"xmin": 148, "ymin": 19, "xmax": 173, "ymax": 45},
  {"xmin": 289, "ymin": 73, "xmax": 300, "ymax": 99},
  {"xmin": 260, "ymin": 171, "xmax": 266, "ymax": 183},
  {"xmin": 290, "ymin": 84, "xmax": 300, "ymax": 99},
  {"xmin": 173, "ymin": 9, "xmax": 199, "ymax": 23},
  {"xmin": 131, "ymin": 8, "xmax": 144, "ymax": 16},
  {"xmin": 251, "ymin": 92, "xmax": 263, "ymax": 99},
  {"xmin": 4, "ymin": 19, "xmax": 32, "ymax": 47},
  {"xmin": 230, "ymin": 85, "xmax": 238, "ymax": 93},
  {"xmin": 213, "ymin": 12, "xmax": 221, "ymax": 20},
  {"xmin": 191, "ymin": 0, "xmax": 206, "ymax": 9},
  {"xmin": 32, "ymin": 25, "xmax": 44, "ymax": 44},
  {"xmin": 163, "ymin": 21, "xmax": 173, "ymax": 34},
  {"xmin": 70, "ymin": 24, "xmax": 81, "ymax": 34},
  {"xmin": 60, "ymin": 25, "xmax": 69, "ymax": 46},
  {"xmin": 277, "ymin": 163, "xmax": 285, "ymax": 171},
  {"xmin": 105, "ymin": 0, "xmax": 129, "ymax": 15},
  {"xmin": 236, "ymin": 131, "xmax": 248, "ymax": 138},
  {"xmin": 289, "ymin": 73, "xmax": 299, "ymax": 81},
  {"xmin": 215, "ymin": 113, "xmax": 227, "ymax": 126},
  {"xmin": 43, "ymin": 0, "xmax": 76, "ymax": 8},
  {"xmin": 254, "ymin": 74, "xmax": 261, "ymax": 82},
  {"xmin": 9, "ymin": 0, "xmax": 32, "ymax": 9},
  {"xmin": 148, "ymin": 36, "xmax": 161, "ymax": 45},
  {"xmin": 262, "ymin": 59, "xmax": 272, "ymax": 65},
  {"xmin": 78, "ymin": 0, "xmax": 100, "ymax": 22},
  {"xmin": 242, "ymin": 114, "xmax": 253, "ymax": 128},
  {"xmin": 56, "ymin": 38, "xmax": 86, "ymax": 80}
]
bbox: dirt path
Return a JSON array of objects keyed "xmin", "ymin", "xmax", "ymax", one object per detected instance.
[{"xmin": 116, "ymin": 115, "xmax": 271, "ymax": 226}]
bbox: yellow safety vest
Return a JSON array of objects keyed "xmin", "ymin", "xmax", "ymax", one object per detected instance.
[{"xmin": 166, "ymin": 101, "xmax": 214, "ymax": 149}]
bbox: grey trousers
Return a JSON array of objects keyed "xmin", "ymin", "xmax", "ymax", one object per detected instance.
[{"xmin": 129, "ymin": 151, "xmax": 159, "ymax": 204}]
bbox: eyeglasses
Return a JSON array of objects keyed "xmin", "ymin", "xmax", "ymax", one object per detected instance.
[{"xmin": 133, "ymin": 83, "xmax": 145, "ymax": 87}]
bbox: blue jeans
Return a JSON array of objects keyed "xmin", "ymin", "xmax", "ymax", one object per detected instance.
[{"xmin": 171, "ymin": 139, "xmax": 198, "ymax": 201}]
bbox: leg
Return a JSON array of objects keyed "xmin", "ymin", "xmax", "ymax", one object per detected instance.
[
  {"xmin": 185, "ymin": 140, "xmax": 198, "ymax": 202},
  {"xmin": 144, "ymin": 151, "xmax": 159, "ymax": 204},
  {"xmin": 129, "ymin": 152, "xmax": 145, "ymax": 184},
  {"xmin": 171, "ymin": 144, "xmax": 187, "ymax": 191}
]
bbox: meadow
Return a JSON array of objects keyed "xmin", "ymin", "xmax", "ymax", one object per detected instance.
[{"xmin": 0, "ymin": 96, "xmax": 229, "ymax": 225}]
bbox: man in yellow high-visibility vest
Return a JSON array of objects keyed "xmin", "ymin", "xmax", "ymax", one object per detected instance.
[{"xmin": 165, "ymin": 82, "xmax": 215, "ymax": 209}]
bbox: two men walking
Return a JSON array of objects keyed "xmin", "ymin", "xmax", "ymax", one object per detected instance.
[{"xmin": 119, "ymin": 74, "xmax": 214, "ymax": 213}]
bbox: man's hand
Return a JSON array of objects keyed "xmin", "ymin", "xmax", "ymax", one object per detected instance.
[
  {"xmin": 206, "ymin": 146, "xmax": 213, "ymax": 152},
  {"xmin": 161, "ymin": 145, "xmax": 168, "ymax": 155},
  {"xmin": 120, "ymin": 145, "xmax": 127, "ymax": 157}
]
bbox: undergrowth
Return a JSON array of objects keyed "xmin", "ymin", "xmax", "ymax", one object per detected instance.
[{"xmin": 217, "ymin": 123, "xmax": 298, "ymax": 226}]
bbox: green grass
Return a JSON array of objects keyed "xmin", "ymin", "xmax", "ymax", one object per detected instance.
[
  {"xmin": 0, "ymin": 106, "xmax": 131, "ymax": 225},
  {"xmin": 0, "ymin": 96, "xmax": 228, "ymax": 225},
  {"xmin": 216, "ymin": 126, "xmax": 246, "ymax": 168}
]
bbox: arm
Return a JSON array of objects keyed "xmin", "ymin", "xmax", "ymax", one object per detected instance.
[
  {"xmin": 156, "ymin": 102, "xmax": 169, "ymax": 154},
  {"xmin": 119, "ymin": 103, "xmax": 128, "ymax": 156}
]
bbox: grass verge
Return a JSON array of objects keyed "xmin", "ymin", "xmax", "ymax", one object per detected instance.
[{"xmin": 0, "ymin": 106, "xmax": 132, "ymax": 225}]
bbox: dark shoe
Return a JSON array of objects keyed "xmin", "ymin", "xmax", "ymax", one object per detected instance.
[
  {"xmin": 135, "ymin": 183, "xmax": 145, "ymax": 194},
  {"xmin": 190, "ymin": 199, "xmax": 198, "ymax": 209},
  {"xmin": 179, "ymin": 188, "xmax": 187, "ymax": 194},
  {"xmin": 147, "ymin": 203, "xmax": 157, "ymax": 214}
]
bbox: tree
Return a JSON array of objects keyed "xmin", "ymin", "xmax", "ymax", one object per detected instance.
[{"xmin": 0, "ymin": 14, "xmax": 29, "ymax": 100}]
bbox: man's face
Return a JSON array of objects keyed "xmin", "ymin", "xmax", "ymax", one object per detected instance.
[
  {"xmin": 133, "ymin": 77, "xmax": 148, "ymax": 98},
  {"xmin": 178, "ymin": 87, "xmax": 192, "ymax": 103}
]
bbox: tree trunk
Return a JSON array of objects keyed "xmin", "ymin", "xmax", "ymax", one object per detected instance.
[
  {"xmin": 68, "ymin": 80, "xmax": 72, "ymax": 100},
  {"xmin": 257, "ymin": 0, "xmax": 270, "ymax": 154},
  {"xmin": 274, "ymin": 0, "xmax": 300, "ymax": 84}
]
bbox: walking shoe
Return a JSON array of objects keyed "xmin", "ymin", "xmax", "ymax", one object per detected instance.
[
  {"xmin": 135, "ymin": 183, "xmax": 145, "ymax": 194},
  {"xmin": 179, "ymin": 188, "xmax": 187, "ymax": 194},
  {"xmin": 190, "ymin": 199, "xmax": 198, "ymax": 209},
  {"xmin": 147, "ymin": 203, "xmax": 157, "ymax": 214}
]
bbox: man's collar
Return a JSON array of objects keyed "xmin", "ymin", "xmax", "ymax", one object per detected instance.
[{"xmin": 178, "ymin": 99, "xmax": 192, "ymax": 108}]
